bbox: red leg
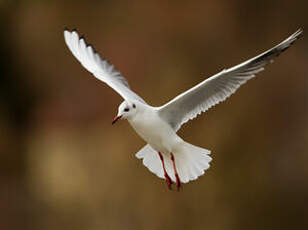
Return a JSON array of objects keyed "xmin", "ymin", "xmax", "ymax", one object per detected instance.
[
  {"xmin": 158, "ymin": 152, "xmax": 173, "ymax": 190},
  {"xmin": 171, "ymin": 153, "xmax": 182, "ymax": 191}
]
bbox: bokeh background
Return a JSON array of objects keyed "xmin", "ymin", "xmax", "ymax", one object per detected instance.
[{"xmin": 1, "ymin": 0, "xmax": 307, "ymax": 229}]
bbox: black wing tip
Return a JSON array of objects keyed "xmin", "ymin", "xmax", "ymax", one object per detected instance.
[
  {"xmin": 63, "ymin": 27, "xmax": 80, "ymax": 34},
  {"xmin": 287, "ymin": 28, "xmax": 304, "ymax": 43},
  {"xmin": 246, "ymin": 28, "xmax": 303, "ymax": 69},
  {"xmin": 87, "ymin": 43, "xmax": 97, "ymax": 53},
  {"xmin": 296, "ymin": 27, "xmax": 303, "ymax": 34},
  {"xmin": 80, "ymin": 34, "xmax": 90, "ymax": 47},
  {"xmin": 294, "ymin": 28, "xmax": 304, "ymax": 39},
  {"xmin": 290, "ymin": 27, "xmax": 303, "ymax": 41},
  {"xmin": 76, "ymin": 33, "xmax": 96, "ymax": 53},
  {"xmin": 64, "ymin": 28, "xmax": 88, "ymax": 44},
  {"xmin": 275, "ymin": 28, "xmax": 304, "ymax": 54}
]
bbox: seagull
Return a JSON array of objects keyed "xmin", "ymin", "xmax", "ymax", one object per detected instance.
[{"xmin": 64, "ymin": 28, "xmax": 303, "ymax": 190}]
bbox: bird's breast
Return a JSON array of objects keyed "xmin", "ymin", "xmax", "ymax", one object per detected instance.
[{"xmin": 128, "ymin": 112, "xmax": 180, "ymax": 153}]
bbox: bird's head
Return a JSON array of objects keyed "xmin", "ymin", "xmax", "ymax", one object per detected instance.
[{"xmin": 112, "ymin": 101, "xmax": 137, "ymax": 124}]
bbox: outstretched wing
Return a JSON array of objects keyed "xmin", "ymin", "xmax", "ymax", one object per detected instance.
[
  {"xmin": 159, "ymin": 29, "xmax": 303, "ymax": 131},
  {"xmin": 64, "ymin": 30, "xmax": 146, "ymax": 104}
]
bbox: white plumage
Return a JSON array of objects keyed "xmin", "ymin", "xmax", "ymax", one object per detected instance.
[
  {"xmin": 158, "ymin": 29, "xmax": 303, "ymax": 131},
  {"xmin": 64, "ymin": 30, "xmax": 146, "ymax": 103},
  {"xmin": 64, "ymin": 29, "xmax": 302, "ymax": 189}
]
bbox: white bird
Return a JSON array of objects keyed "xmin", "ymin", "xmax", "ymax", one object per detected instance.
[{"xmin": 64, "ymin": 28, "xmax": 303, "ymax": 190}]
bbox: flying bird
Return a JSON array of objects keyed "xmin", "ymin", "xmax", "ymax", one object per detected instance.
[{"xmin": 64, "ymin": 28, "xmax": 303, "ymax": 190}]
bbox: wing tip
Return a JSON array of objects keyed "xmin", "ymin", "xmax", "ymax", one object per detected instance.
[
  {"xmin": 63, "ymin": 27, "xmax": 71, "ymax": 37},
  {"xmin": 63, "ymin": 28, "xmax": 82, "ymax": 40},
  {"xmin": 261, "ymin": 28, "xmax": 303, "ymax": 59},
  {"xmin": 293, "ymin": 28, "xmax": 304, "ymax": 42},
  {"xmin": 64, "ymin": 29, "xmax": 92, "ymax": 50},
  {"xmin": 294, "ymin": 28, "xmax": 304, "ymax": 38},
  {"xmin": 63, "ymin": 27, "xmax": 79, "ymax": 32},
  {"xmin": 80, "ymin": 34, "xmax": 91, "ymax": 46},
  {"xmin": 286, "ymin": 28, "xmax": 304, "ymax": 44}
]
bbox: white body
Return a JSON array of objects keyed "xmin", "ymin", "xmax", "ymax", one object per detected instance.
[
  {"xmin": 129, "ymin": 104, "xmax": 212, "ymax": 183},
  {"xmin": 128, "ymin": 105, "xmax": 182, "ymax": 154}
]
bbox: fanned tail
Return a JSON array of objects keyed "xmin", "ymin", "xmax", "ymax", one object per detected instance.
[{"xmin": 136, "ymin": 142, "xmax": 212, "ymax": 183}]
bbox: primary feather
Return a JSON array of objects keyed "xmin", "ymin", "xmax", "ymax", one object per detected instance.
[
  {"xmin": 64, "ymin": 30, "xmax": 146, "ymax": 104},
  {"xmin": 159, "ymin": 29, "xmax": 303, "ymax": 131}
]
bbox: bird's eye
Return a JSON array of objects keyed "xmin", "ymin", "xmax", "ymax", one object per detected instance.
[
  {"xmin": 133, "ymin": 104, "xmax": 136, "ymax": 108},
  {"xmin": 124, "ymin": 108, "xmax": 129, "ymax": 112}
]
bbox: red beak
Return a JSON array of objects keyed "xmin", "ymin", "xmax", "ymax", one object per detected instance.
[{"xmin": 112, "ymin": 115, "xmax": 122, "ymax": 125}]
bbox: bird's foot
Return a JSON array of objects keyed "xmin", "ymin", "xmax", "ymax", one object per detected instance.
[
  {"xmin": 165, "ymin": 173, "xmax": 173, "ymax": 190},
  {"xmin": 175, "ymin": 173, "xmax": 182, "ymax": 191},
  {"xmin": 170, "ymin": 152, "xmax": 182, "ymax": 191},
  {"xmin": 158, "ymin": 152, "xmax": 174, "ymax": 190}
]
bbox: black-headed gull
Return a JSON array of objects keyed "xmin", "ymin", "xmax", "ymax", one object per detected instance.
[{"xmin": 64, "ymin": 29, "xmax": 303, "ymax": 190}]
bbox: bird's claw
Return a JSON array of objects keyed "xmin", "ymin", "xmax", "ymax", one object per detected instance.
[
  {"xmin": 165, "ymin": 173, "xmax": 173, "ymax": 190},
  {"xmin": 175, "ymin": 173, "xmax": 182, "ymax": 191}
]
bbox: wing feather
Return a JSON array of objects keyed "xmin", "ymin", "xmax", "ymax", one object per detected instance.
[
  {"xmin": 64, "ymin": 30, "xmax": 146, "ymax": 103},
  {"xmin": 159, "ymin": 29, "xmax": 303, "ymax": 131}
]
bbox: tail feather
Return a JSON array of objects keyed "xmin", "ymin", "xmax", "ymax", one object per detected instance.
[
  {"xmin": 174, "ymin": 142, "xmax": 211, "ymax": 183},
  {"xmin": 136, "ymin": 145, "xmax": 164, "ymax": 179},
  {"xmin": 136, "ymin": 142, "xmax": 212, "ymax": 183}
]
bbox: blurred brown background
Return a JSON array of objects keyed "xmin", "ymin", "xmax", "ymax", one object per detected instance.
[{"xmin": 1, "ymin": 0, "xmax": 307, "ymax": 229}]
